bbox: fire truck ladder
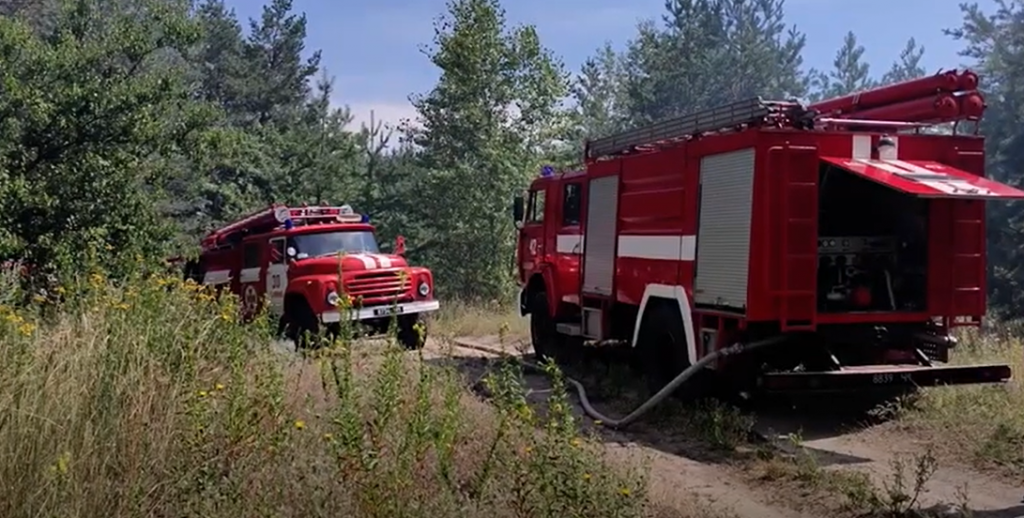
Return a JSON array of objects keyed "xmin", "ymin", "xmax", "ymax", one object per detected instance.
[{"xmin": 585, "ymin": 97, "xmax": 805, "ymax": 160}]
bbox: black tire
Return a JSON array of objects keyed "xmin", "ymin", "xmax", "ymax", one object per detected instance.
[
  {"xmin": 529, "ymin": 291, "xmax": 563, "ymax": 362},
  {"xmin": 396, "ymin": 313, "xmax": 426, "ymax": 350},
  {"xmin": 636, "ymin": 304, "xmax": 696, "ymax": 399},
  {"xmin": 284, "ymin": 299, "xmax": 321, "ymax": 349}
]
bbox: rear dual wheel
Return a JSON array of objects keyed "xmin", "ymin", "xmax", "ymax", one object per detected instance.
[{"xmin": 635, "ymin": 305, "xmax": 715, "ymax": 401}]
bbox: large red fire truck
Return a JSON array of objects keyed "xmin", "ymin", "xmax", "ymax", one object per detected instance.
[
  {"xmin": 514, "ymin": 70, "xmax": 1019, "ymax": 396},
  {"xmin": 187, "ymin": 204, "xmax": 438, "ymax": 348}
]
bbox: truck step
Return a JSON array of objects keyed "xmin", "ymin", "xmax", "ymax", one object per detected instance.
[{"xmin": 555, "ymin": 323, "xmax": 583, "ymax": 336}]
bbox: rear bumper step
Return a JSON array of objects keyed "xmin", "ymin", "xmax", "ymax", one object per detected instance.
[{"xmin": 758, "ymin": 363, "xmax": 1011, "ymax": 393}]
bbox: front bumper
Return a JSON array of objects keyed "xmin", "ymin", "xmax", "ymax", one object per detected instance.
[{"xmin": 320, "ymin": 299, "xmax": 440, "ymax": 323}]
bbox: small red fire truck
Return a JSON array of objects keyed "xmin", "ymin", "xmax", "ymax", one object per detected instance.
[
  {"xmin": 187, "ymin": 204, "xmax": 438, "ymax": 348},
  {"xmin": 514, "ymin": 69, "xmax": 1019, "ymax": 396}
]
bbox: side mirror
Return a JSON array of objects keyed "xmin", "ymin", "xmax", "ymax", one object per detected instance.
[
  {"xmin": 395, "ymin": 235, "xmax": 406, "ymax": 255},
  {"xmin": 512, "ymin": 195, "xmax": 524, "ymax": 223}
]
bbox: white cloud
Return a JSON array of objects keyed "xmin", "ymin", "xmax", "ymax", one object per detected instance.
[{"xmin": 338, "ymin": 100, "xmax": 421, "ymax": 135}]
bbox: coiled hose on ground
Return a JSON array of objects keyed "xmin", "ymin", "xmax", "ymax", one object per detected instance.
[{"xmin": 456, "ymin": 335, "xmax": 786, "ymax": 430}]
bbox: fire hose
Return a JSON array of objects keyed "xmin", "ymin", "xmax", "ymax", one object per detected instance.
[{"xmin": 456, "ymin": 335, "xmax": 786, "ymax": 430}]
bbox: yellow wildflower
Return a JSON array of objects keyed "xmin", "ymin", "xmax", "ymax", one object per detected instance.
[
  {"xmin": 50, "ymin": 451, "xmax": 71, "ymax": 475},
  {"xmin": 17, "ymin": 322, "xmax": 35, "ymax": 336},
  {"xmin": 619, "ymin": 487, "xmax": 631, "ymax": 497},
  {"xmin": 570, "ymin": 438, "xmax": 582, "ymax": 447},
  {"xmin": 214, "ymin": 383, "xmax": 225, "ymax": 391},
  {"xmin": 583, "ymin": 473, "xmax": 591, "ymax": 481},
  {"xmin": 322, "ymin": 432, "xmax": 334, "ymax": 441},
  {"xmin": 293, "ymin": 420, "xmax": 305, "ymax": 430},
  {"xmin": 197, "ymin": 390, "xmax": 208, "ymax": 398}
]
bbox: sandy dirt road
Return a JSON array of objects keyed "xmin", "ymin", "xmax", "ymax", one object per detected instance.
[{"xmin": 435, "ymin": 335, "xmax": 1024, "ymax": 518}]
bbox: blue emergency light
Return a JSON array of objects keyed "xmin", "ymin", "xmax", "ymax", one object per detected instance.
[
  {"xmin": 541, "ymin": 165, "xmax": 554, "ymax": 177},
  {"xmin": 283, "ymin": 219, "xmax": 294, "ymax": 230},
  {"xmin": 361, "ymin": 213, "xmax": 370, "ymax": 223}
]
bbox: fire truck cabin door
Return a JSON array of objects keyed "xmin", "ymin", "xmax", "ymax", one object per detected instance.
[
  {"xmin": 267, "ymin": 237, "xmax": 288, "ymax": 317},
  {"xmin": 240, "ymin": 241, "xmax": 263, "ymax": 317},
  {"xmin": 520, "ymin": 186, "xmax": 548, "ymax": 277}
]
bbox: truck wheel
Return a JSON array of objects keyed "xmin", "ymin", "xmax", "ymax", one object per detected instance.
[
  {"xmin": 284, "ymin": 300, "xmax": 321, "ymax": 349},
  {"xmin": 395, "ymin": 314, "xmax": 426, "ymax": 350},
  {"xmin": 529, "ymin": 291, "xmax": 563, "ymax": 362},
  {"xmin": 636, "ymin": 304, "xmax": 694, "ymax": 398}
]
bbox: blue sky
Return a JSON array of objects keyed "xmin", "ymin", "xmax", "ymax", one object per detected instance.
[{"xmin": 223, "ymin": 0, "xmax": 998, "ymax": 129}]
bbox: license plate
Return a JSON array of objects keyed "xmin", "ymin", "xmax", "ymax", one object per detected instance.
[
  {"xmin": 372, "ymin": 305, "xmax": 404, "ymax": 317},
  {"xmin": 871, "ymin": 372, "xmax": 913, "ymax": 384}
]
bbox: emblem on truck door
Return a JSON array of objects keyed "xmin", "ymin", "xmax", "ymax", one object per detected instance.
[{"xmin": 243, "ymin": 284, "xmax": 258, "ymax": 311}]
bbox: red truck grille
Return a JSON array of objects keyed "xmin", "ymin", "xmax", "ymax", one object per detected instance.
[{"xmin": 345, "ymin": 271, "xmax": 409, "ymax": 301}]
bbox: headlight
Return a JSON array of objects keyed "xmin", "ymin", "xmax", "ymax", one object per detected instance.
[
  {"xmin": 326, "ymin": 291, "xmax": 341, "ymax": 306},
  {"xmin": 417, "ymin": 281, "xmax": 430, "ymax": 297}
]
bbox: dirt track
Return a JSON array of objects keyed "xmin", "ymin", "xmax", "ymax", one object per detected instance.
[{"xmin": 435, "ymin": 335, "xmax": 1024, "ymax": 518}]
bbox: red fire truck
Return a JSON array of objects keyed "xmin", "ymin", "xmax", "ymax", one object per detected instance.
[
  {"xmin": 514, "ymin": 70, "xmax": 1019, "ymax": 396},
  {"xmin": 187, "ymin": 204, "xmax": 438, "ymax": 348}
]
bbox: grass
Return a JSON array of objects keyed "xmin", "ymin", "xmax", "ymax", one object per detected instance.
[
  {"xmin": 882, "ymin": 327, "xmax": 1024, "ymax": 480},
  {"xmin": 428, "ymin": 299, "xmax": 529, "ymax": 341},
  {"xmin": 436, "ymin": 300, "xmax": 1024, "ymax": 483},
  {"xmin": 0, "ymin": 266, "xmax": 744, "ymax": 518},
  {"xmin": 745, "ymin": 435, "xmax": 972, "ymax": 518}
]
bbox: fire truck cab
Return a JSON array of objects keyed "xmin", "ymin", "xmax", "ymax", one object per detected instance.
[
  {"xmin": 514, "ymin": 70, "xmax": 1019, "ymax": 397},
  {"xmin": 188, "ymin": 204, "xmax": 438, "ymax": 348}
]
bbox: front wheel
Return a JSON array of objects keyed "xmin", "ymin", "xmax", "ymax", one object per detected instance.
[
  {"xmin": 396, "ymin": 313, "xmax": 426, "ymax": 350},
  {"xmin": 529, "ymin": 291, "xmax": 563, "ymax": 362},
  {"xmin": 283, "ymin": 300, "xmax": 323, "ymax": 349}
]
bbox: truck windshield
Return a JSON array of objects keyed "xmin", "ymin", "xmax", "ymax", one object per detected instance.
[{"xmin": 289, "ymin": 231, "xmax": 379, "ymax": 259}]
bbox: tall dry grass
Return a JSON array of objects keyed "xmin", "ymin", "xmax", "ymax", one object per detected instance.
[
  {"xmin": 892, "ymin": 326, "xmax": 1024, "ymax": 479},
  {"xmin": 0, "ymin": 268, "xmax": 655, "ymax": 518},
  {"xmin": 427, "ymin": 299, "xmax": 529, "ymax": 341}
]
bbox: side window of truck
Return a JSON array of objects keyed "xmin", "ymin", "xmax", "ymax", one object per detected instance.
[
  {"xmin": 562, "ymin": 182, "xmax": 581, "ymax": 226},
  {"xmin": 269, "ymin": 238, "xmax": 286, "ymax": 264},
  {"xmin": 527, "ymin": 189, "xmax": 545, "ymax": 223},
  {"xmin": 242, "ymin": 243, "xmax": 260, "ymax": 269}
]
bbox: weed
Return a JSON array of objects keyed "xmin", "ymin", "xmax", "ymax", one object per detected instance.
[
  {"xmin": 754, "ymin": 433, "xmax": 947, "ymax": 518},
  {"xmin": 889, "ymin": 328, "xmax": 1024, "ymax": 479},
  {"xmin": 0, "ymin": 264, "xmax": 681, "ymax": 517}
]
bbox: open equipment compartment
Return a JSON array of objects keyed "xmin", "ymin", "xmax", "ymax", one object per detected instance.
[{"xmin": 816, "ymin": 159, "xmax": 930, "ymax": 314}]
